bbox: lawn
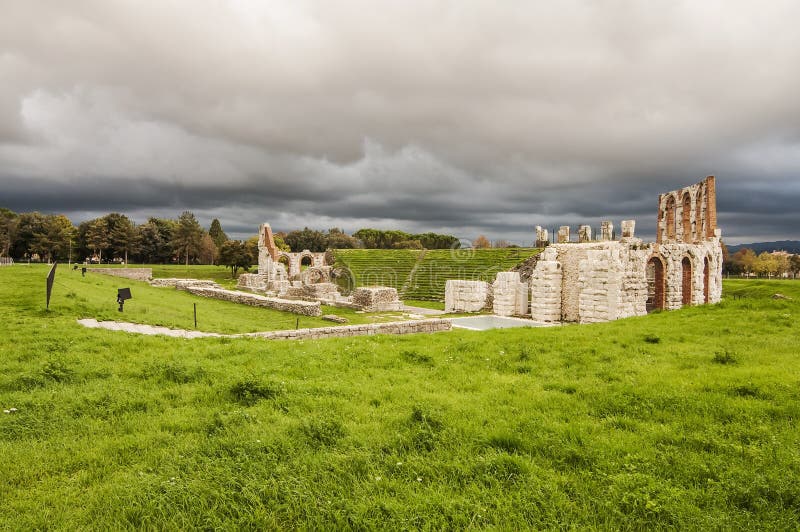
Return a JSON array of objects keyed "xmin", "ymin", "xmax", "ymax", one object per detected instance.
[{"xmin": 0, "ymin": 266, "xmax": 798, "ymax": 529}]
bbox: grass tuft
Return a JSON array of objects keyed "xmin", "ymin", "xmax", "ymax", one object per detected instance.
[
  {"xmin": 712, "ymin": 350, "xmax": 738, "ymax": 365},
  {"xmin": 229, "ymin": 378, "xmax": 281, "ymax": 406}
]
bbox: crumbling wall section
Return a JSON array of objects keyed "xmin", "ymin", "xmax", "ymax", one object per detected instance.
[
  {"xmin": 88, "ymin": 268, "xmax": 152, "ymax": 281},
  {"xmin": 352, "ymin": 286, "xmax": 402, "ymax": 312},
  {"xmin": 444, "ymin": 280, "xmax": 490, "ymax": 313},
  {"xmin": 183, "ymin": 286, "xmax": 322, "ymax": 316},
  {"xmin": 492, "ymin": 272, "xmax": 528, "ymax": 317}
]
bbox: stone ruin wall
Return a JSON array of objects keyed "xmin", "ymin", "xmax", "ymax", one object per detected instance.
[{"xmin": 526, "ymin": 176, "xmax": 723, "ymax": 323}]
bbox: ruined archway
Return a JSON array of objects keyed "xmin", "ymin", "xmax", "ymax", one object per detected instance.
[
  {"xmin": 681, "ymin": 256, "xmax": 693, "ymax": 306},
  {"xmin": 277, "ymin": 254, "xmax": 291, "ymax": 274},
  {"xmin": 300, "ymin": 254, "xmax": 313, "ymax": 271},
  {"xmin": 665, "ymin": 195, "xmax": 676, "ymax": 240},
  {"xmin": 646, "ymin": 256, "xmax": 666, "ymax": 313},
  {"xmin": 703, "ymin": 256, "xmax": 710, "ymax": 304},
  {"xmin": 682, "ymin": 192, "xmax": 692, "ymax": 243}
]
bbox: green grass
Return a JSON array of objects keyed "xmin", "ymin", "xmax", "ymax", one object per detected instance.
[
  {"xmin": 1, "ymin": 267, "xmax": 799, "ymax": 529},
  {"xmin": 19, "ymin": 265, "xmax": 398, "ymax": 333},
  {"xmin": 334, "ymin": 248, "xmax": 541, "ymax": 301}
]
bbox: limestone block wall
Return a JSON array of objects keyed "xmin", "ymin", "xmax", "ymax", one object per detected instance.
[
  {"xmin": 492, "ymin": 272, "xmax": 528, "ymax": 317},
  {"xmin": 352, "ymin": 286, "xmax": 402, "ymax": 312},
  {"xmin": 89, "ymin": 268, "xmax": 152, "ymax": 281},
  {"xmin": 656, "ymin": 238, "xmax": 723, "ymax": 309},
  {"xmin": 529, "ymin": 247, "xmax": 562, "ymax": 322},
  {"xmin": 575, "ymin": 242, "xmax": 650, "ymax": 323},
  {"xmin": 445, "ymin": 280, "xmax": 490, "ymax": 313},
  {"xmin": 183, "ymin": 286, "xmax": 322, "ymax": 316},
  {"xmin": 246, "ymin": 318, "xmax": 451, "ymax": 340}
]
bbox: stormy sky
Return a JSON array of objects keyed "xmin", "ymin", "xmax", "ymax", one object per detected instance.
[{"xmin": 1, "ymin": 1, "xmax": 799, "ymax": 245}]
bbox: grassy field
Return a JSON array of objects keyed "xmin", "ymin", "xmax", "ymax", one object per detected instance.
[
  {"xmin": 1, "ymin": 266, "xmax": 799, "ymax": 529},
  {"xmin": 14, "ymin": 265, "xmax": 403, "ymax": 333}
]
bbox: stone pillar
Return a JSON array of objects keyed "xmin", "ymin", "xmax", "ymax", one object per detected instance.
[
  {"xmin": 557, "ymin": 226, "xmax": 570, "ymax": 243},
  {"xmin": 621, "ymin": 220, "xmax": 635, "ymax": 239},
  {"xmin": 529, "ymin": 247, "xmax": 562, "ymax": 322},
  {"xmin": 600, "ymin": 221, "xmax": 614, "ymax": 241},
  {"xmin": 535, "ymin": 226, "xmax": 549, "ymax": 248},
  {"xmin": 578, "ymin": 225, "xmax": 592, "ymax": 243}
]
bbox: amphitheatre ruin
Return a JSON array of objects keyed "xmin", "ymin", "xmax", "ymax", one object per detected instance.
[
  {"xmin": 86, "ymin": 176, "xmax": 722, "ymax": 335},
  {"xmin": 231, "ymin": 175, "xmax": 723, "ymax": 324}
]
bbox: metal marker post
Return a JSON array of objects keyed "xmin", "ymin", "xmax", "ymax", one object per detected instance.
[{"xmin": 194, "ymin": 303, "xmax": 197, "ymax": 328}]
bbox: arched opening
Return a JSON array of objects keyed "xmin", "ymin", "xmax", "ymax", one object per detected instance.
[
  {"xmin": 695, "ymin": 191, "xmax": 704, "ymax": 241},
  {"xmin": 682, "ymin": 192, "xmax": 692, "ymax": 243},
  {"xmin": 646, "ymin": 256, "xmax": 666, "ymax": 313},
  {"xmin": 703, "ymin": 257, "xmax": 710, "ymax": 304},
  {"xmin": 300, "ymin": 255, "xmax": 313, "ymax": 271},
  {"xmin": 681, "ymin": 256, "xmax": 693, "ymax": 306},
  {"xmin": 278, "ymin": 254, "xmax": 290, "ymax": 270},
  {"xmin": 665, "ymin": 196, "xmax": 676, "ymax": 240}
]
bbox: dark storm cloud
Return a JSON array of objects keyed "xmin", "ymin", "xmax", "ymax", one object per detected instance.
[{"xmin": 1, "ymin": 1, "xmax": 799, "ymax": 244}]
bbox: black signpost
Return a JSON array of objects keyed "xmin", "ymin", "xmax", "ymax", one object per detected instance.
[
  {"xmin": 117, "ymin": 288, "xmax": 132, "ymax": 312},
  {"xmin": 46, "ymin": 262, "xmax": 57, "ymax": 310}
]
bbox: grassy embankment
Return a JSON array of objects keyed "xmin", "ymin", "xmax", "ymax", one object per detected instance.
[
  {"xmin": 333, "ymin": 248, "xmax": 541, "ymax": 302},
  {"xmin": 0, "ymin": 267, "xmax": 798, "ymax": 529}
]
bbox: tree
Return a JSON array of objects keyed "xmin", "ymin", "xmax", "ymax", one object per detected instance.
[
  {"xmin": 219, "ymin": 240, "xmax": 252, "ymax": 276},
  {"xmin": 135, "ymin": 218, "xmax": 176, "ymax": 264},
  {"xmin": 473, "ymin": 235, "xmax": 491, "ymax": 249},
  {"xmin": 731, "ymin": 248, "xmax": 757, "ymax": 276},
  {"xmin": 172, "ymin": 211, "xmax": 203, "ymax": 266},
  {"xmin": 790, "ymin": 255, "xmax": 800, "ymax": 278},
  {"xmin": 0, "ymin": 208, "xmax": 18, "ymax": 258},
  {"xmin": 326, "ymin": 228, "xmax": 358, "ymax": 249},
  {"xmin": 106, "ymin": 213, "xmax": 136, "ymax": 264},
  {"xmin": 208, "ymin": 218, "xmax": 228, "ymax": 249},
  {"xmin": 393, "ymin": 239, "xmax": 423, "ymax": 249},
  {"xmin": 11, "ymin": 212, "xmax": 46, "ymax": 259},
  {"xmin": 32, "ymin": 214, "xmax": 76, "ymax": 262},
  {"xmin": 284, "ymin": 227, "xmax": 328, "ymax": 252},
  {"xmin": 85, "ymin": 218, "xmax": 110, "ymax": 263},
  {"xmin": 493, "ymin": 239, "xmax": 512, "ymax": 248},
  {"xmin": 198, "ymin": 233, "xmax": 218, "ymax": 265},
  {"xmin": 273, "ymin": 233, "xmax": 291, "ymax": 252}
]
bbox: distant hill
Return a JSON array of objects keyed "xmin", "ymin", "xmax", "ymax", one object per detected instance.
[{"xmin": 727, "ymin": 241, "xmax": 800, "ymax": 254}]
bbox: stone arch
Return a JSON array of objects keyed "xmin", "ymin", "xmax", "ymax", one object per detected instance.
[
  {"xmin": 681, "ymin": 255, "xmax": 693, "ymax": 306},
  {"xmin": 298, "ymin": 251, "xmax": 315, "ymax": 270},
  {"xmin": 646, "ymin": 255, "xmax": 666, "ymax": 313},
  {"xmin": 665, "ymin": 195, "xmax": 676, "ymax": 240},
  {"xmin": 682, "ymin": 192, "xmax": 692, "ymax": 243},
  {"xmin": 277, "ymin": 252, "xmax": 293, "ymax": 277},
  {"xmin": 703, "ymin": 255, "xmax": 711, "ymax": 304}
]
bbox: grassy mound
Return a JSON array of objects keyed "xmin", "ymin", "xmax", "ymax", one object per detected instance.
[
  {"xmin": 1, "ymin": 266, "xmax": 799, "ymax": 528},
  {"xmin": 334, "ymin": 248, "xmax": 540, "ymax": 301}
]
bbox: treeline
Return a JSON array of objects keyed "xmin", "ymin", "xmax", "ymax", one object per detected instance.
[
  {"xmin": 0, "ymin": 209, "xmax": 462, "ymax": 265},
  {"xmin": 0, "ymin": 208, "xmax": 241, "ymax": 265},
  {"xmin": 724, "ymin": 246, "xmax": 800, "ymax": 277}
]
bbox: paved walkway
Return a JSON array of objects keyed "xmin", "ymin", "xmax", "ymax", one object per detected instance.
[
  {"xmin": 400, "ymin": 305, "xmax": 446, "ymax": 316},
  {"xmin": 78, "ymin": 319, "xmax": 225, "ymax": 338}
]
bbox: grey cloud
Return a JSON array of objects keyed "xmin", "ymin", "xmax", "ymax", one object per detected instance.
[{"xmin": 1, "ymin": 1, "xmax": 800, "ymax": 245}]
